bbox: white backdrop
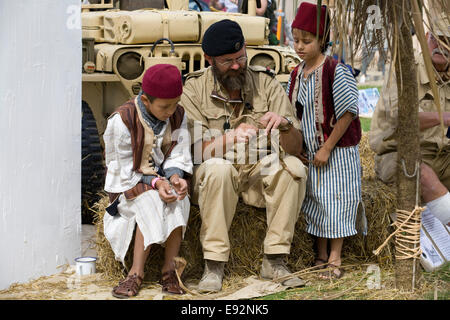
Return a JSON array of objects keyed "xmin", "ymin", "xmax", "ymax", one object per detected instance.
[{"xmin": 0, "ymin": 0, "xmax": 81, "ymax": 290}]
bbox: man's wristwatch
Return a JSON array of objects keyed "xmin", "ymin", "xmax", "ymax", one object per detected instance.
[{"xmin": 279, "ymin": 116, "xmax": 293, "ymax": 132}]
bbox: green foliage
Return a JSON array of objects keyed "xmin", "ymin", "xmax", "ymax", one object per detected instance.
[{"xmin": 360, "ymin": 117, "xmax": 372, "ymax": 132}]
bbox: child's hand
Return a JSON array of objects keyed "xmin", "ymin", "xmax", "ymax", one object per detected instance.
[
  {"xmin": 170, "ymin": 175, "xmax": 188, "ymax": 200},
  {"xmin": 313, "ymin": 146, "xmax": 332, "ymax": 167},
  {"xmin": 155, "ymin": 179, "xmax": 177, "ymax": 203}
]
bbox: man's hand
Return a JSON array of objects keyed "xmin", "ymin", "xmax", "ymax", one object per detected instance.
[
  {"xmin": 232, "ymin": 123, "xmax": 258, "ymax": 143},
  {"xmin": 419, "ymin": 112, "xmax": 450, "ymax": 130},
  {"xmin": 170, "ymin": 174, "xmax": 188, "ymax": 200},
  {"xmin": 298, "ymin": 151, "xmax": 310, "ymax": 165},
  {"xmin": 445, "ymin": 112, "xmax": 450, "ymax": 126},
  {"xmin": 259, "ymin": 111, "xmax": 288, "ymax": 135},
  {"xmin": 259, "ymin": 111, "xmax": 304, "ymax": 156},
  {"xmin": 155, "ymin": 179, "xmax": 178, "ymax": 203}
]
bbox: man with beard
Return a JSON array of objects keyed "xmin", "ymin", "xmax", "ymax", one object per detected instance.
[
  {"xmin": 369, "ymin": 15, "xmax": 450, "ymax": 226},
  {"xmin": 180, "ymin": 20, "xmax": 308, "ymax": 292}
]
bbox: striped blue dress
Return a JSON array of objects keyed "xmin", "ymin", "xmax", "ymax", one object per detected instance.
[{"xmin": 294, "ymin": 62, "xmax": 362, "ymax": 238}]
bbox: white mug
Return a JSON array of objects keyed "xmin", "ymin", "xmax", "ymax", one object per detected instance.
[{"xmin": 75, "ymin": 256, "xmax": 97, "ymax": 275}]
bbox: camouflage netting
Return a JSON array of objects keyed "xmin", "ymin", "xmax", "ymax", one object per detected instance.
[{"xmin": 92, "ymin": 133, "xmax": 397, "ymax": 283}]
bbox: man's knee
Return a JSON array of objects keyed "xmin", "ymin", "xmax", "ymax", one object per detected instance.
[
  {"xmin": 374, "ymin": 153, "xmax": 396, "ymax": 184},
  {"xmin": 200, "ymin": 158, "xmax": 236, "ymax": 182},
  {"xmin": 259, "ymin": 154, "xmax": 307, "ymax": 181},
  {"xmin": 281, "ymin": 155, "xmax": 308, "ymax": 180}
]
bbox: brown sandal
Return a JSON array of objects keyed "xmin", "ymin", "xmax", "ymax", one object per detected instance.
[
  {"xmin": 160, "ymin": 270, "xmax": 185, "ymax": 295},
  {"xmin": 319, "ymin": 264, "xmax": 345, "ymax": 280},
  {"xmin": 111, "ymin": 273, "xmax": 143, "ymax": 299},
  {"xmin": 328, "ymin": 264, "xmax": 345, "ymax": 279}
]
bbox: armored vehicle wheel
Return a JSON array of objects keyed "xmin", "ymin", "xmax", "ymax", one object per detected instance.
[{"xmin": 82, "ymin": 100, "xmax": 105, "ymax": 224}]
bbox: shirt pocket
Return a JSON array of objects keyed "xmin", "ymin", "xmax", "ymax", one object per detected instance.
[
  {"xmin": 419, "ymin": 96, "xmax": 434, "ymax": 112},
  {"xmin": 203, "ymin": 107, "xmax": 227, "ymax": 139},
  {"xmin": 250, "ymin": 95, "xmax": 269, "ymax": 118}
]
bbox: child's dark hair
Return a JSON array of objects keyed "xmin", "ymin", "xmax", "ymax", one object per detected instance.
[
  {"xmin": 143, "ymin": 92, "xmax": 157, "ymax": 103},
  {"xmin": 320, "ymin": 34, "xmax": 331, "ymax": 53}
]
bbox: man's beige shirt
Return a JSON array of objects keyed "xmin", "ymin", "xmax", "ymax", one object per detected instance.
[{"xmin": 180, "ymin": 65, "xmax": 300, "ymax": 148}]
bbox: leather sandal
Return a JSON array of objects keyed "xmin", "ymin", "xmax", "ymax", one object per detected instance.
[
  {"xmin": 319, "ymin": 264, "xmax": 345, "ymax": 280},
  {"xmin": 111, "ymin": 273, "xmax": 143, "ymax": 299},
  {"xmin": 328, "ymin": 264, "xmax": 345, "ymax": 279},
  {"xmin": 160, "ymin": 270, "xmax": 185, "ymax": 295}
]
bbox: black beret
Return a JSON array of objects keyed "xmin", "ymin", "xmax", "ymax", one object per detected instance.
[{"xmin": 202, "ymin": 19, "xmax": 245, "ymax": 57}]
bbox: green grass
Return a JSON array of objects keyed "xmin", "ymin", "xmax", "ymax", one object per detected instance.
[
  {"xmin": 358, "ymin": 85, "xmax": 382, "ymax": 93},
  {"xmin": 360, "ymin": 117, "xmax": 372, "ymax": 132},
  {"xmin": 251, "ymin": 264, "xmax": 450, "ymax": 300},
  {"xmin": 423, "ymin": 263, "xmax": 450, "ymax": 300}
]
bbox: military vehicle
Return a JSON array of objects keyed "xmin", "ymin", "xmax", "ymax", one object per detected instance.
[{"xmin": 81, "ymin": 0, "xmax": 300, "ymax": 222}]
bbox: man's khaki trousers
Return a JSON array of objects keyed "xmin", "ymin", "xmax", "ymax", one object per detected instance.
[{"xmin": 192, "ymin": 154, "xmax": 307, "ymax": 262}]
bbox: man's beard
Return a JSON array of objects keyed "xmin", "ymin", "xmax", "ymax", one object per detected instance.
[{"xmin": 212, "ymin": 61, "xmax": 247, "ymax": 91}]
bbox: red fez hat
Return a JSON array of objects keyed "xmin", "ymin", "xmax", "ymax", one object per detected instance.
[
  {"xmin": 142, "ymin": 64, "xmax": 182, "ymax": 99},
  {"xmin": 292, "ymin": 2, "xmax": 328, "ymax": 36}
]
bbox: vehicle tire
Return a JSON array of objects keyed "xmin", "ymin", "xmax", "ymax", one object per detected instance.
[{"xmin": 82, "ymin": 100, "xmax": 105, "ymax": 224}]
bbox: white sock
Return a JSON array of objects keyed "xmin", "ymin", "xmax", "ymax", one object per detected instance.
[{"xmin": 426, "ymin": 192, "xmax": 450, "ymax": 225}]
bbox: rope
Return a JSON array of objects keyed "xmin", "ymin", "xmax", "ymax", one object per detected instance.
[
  {"xmin": 391, "ymin": 206, "xmax": 423, "ymax": 260},
  {"xmin": 372, "ymin": 205, "xmax": 423, "ymax": 259},
  {"xmin": 372, "ymin": 159, "xmax": 423, "ymax": 290}
]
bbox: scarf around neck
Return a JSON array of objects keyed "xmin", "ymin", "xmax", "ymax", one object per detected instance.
[{"xmin": 137, "ymin": 90, "xmax": 166, "ymax": 135}]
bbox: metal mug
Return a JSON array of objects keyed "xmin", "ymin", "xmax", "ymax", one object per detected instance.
[{"xmin": 75, "ymin": 256, "xmax": 97, "ymax": 275}]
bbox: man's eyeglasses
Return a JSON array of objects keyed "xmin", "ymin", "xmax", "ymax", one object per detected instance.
[{"xmin": 216, "ymin": 56, "xmax": 248, "ymax": 68}]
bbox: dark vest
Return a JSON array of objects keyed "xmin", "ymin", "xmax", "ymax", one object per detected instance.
[{"xmin": 288, "ymin": 57, "xmax": 361, "ymax": 148}]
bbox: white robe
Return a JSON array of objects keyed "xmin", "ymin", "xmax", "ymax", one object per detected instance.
[{"xmin": 103, "ymin": 112, "xmax": 193, "ymax": 264}]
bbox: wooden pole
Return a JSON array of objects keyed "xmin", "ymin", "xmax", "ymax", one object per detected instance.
[{"xmin": 393, "ymin": 2, "xmax": 422, "ymax": 291}]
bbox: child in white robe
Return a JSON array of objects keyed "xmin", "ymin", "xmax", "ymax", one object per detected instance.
[{"xmin": 103, "ymin": 64, "xmax": 193, "ymax": 298}]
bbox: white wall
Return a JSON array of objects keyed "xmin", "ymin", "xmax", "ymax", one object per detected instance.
[{"xmin": 0, "ymin": 0, "xmax": 81, "ymax": 290}]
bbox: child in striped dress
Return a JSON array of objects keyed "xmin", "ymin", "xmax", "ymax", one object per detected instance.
[{"xmin": 287, "ymin": 2, "xmax": 366, "ymax": 279}]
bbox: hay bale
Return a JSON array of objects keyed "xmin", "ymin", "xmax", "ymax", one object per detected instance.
[
  {"xmin": 93, "ymin": 133, "xmax": 396, "ymax": 282},
  {"xmin": 359, "ymin": 133, "xmax": 376, "ymax": 179},
  {"xmin": 92, "ymin": 197, "xmax": 313, "ymax": 282}
]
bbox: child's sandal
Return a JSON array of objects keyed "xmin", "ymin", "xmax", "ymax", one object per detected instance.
[
  {"xmin": 111, "ymin": 273, "xmax": 143, "ymax": 299},
  {"xmin": 318, "ymin": 264, "xmax": 345, "ymax": 280},
  {"xmin": 160, "ymin": 270, "xmax": 185, "ymax": 295}
]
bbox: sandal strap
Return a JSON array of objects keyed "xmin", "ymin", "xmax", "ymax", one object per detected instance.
[
  {"xmin": 160, "ymin": 270, "xmax": 177, "ymax": 285},
  {"xmin": 113, "ymin": 273, "xmax": 143, "ymax": 296},
  {"xmin": 160, "ymin": 270, "xmax": 185, "ymax": 294}
]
